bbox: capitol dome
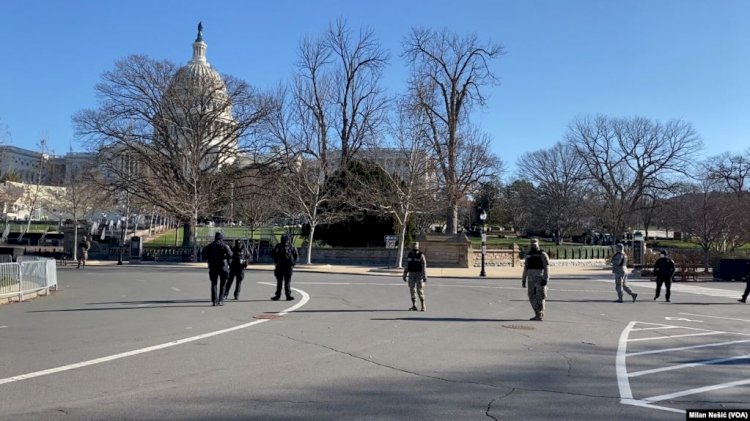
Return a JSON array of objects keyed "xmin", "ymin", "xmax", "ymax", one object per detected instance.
[
  {"xmin": 158, "ymin": 22, "xmax": 237, "ymax": 168},
  {"xmin": 165, "ymin": 22, "xmax": 230, "ymax": 108}
]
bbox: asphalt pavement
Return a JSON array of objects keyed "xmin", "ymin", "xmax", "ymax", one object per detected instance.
[{"xmin": 0, "ymin": 264, "xmax": 747, "ymax": 420}]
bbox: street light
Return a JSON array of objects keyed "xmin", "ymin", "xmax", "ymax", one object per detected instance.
[
  {"xmin": 117, "ymin": 216, "xmax": 126, "ymax": 265},
  {"xmin": 479, "ymin": 210, "xmax": 487, "ymax": 277}
]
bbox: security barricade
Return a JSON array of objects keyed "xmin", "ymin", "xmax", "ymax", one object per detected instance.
[{"xmin": 0, "ymin": 258, "xmax": 58, "ymax": 302}]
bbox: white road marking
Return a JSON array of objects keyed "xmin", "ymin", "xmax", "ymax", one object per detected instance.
[
  {"xmin": 634, "ymin": 321, "xmax": 745, "ymax": 334},
  {"xmin": 627, "ymin": 332, "xmax": 723, "ymax": 342},
  {"xmin": 643, "ymin": 379, "xmax": 750, "ymax": 403},
  {"xmin": 295, "ymin": 281, "xmax": 612, "ymax": 293},
  {"xmin": 171, "ymin": 287, "xmax": 181, "ymax": 292},
  {"xmin": 630, "ymin": 326, "xmax": 684, "ymax": 331},
  {"xmin": 665, "ymin": 317, "xmax": 702, "ymax": 323},
  {"xmin": 0, "ymin": 326, "xmax": 7, "ymax": 329},
  {"xmin": 680, "ymin": 312, "xmax": 750, "ymax": 323},
  {"xmin": 628, "ymin": 355, "xmax": 750, "ymax": 378},
  {"xmin": 616, "ymin": 321, "xmax": 636, "ymax": 400},
  {"xmin": 617, "ymin": 321, "xmax": 750, "ymax": 414},
  {"xmin": 0, "ymin": 286, "xmax": 310, "ymax": 386},
  {"xmin": 626, "ymin": 339, "xmax": 750, "ymax": 357}
]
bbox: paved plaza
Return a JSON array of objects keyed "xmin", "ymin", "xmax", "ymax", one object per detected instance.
[{"xmin": 0, "ymin": 264, "xmax": 748, "ymax": 420}]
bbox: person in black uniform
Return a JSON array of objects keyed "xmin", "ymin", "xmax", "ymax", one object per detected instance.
[
  {"xmin": 271, "ymin": 233, "xmax": 298, "ymax": 301},
  {"xmin": 653, "ymin": 250, "xmax": 676, "ymax": 302},
  {"xmin": 224, "ymin": 240, "xmax": 249, "ymax": 301},
  {"xmin": 521, "ymin": 238, "xmax": 550, "ymax": 321},
  {"xmin": 739, "ymin": 260, "xmax": 750, "ymax": 303},
  {"xmin": 402, "ymin": 242, "xmax": 428, "ymax": 311},
  {"xmin": 201, "ymin": 232, "xmax": 232, "ymax": 306}
]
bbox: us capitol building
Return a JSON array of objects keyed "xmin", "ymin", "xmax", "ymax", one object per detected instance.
[{"xmin": 0, "ymin": 145, "xmax": 94, "ymax": 186}]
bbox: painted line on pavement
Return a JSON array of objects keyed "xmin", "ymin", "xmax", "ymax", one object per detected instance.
[
  {"xmin": 643, "ymin": 379, "xmax": 750, "ymax": 404},
  {"xmin": 630, "ymin": 326, "xmax": 684, "ymax": 331},
  {"xmin": 0, "ymin": 286, "xmax": 310, "ymax": 386},
  {"xmin": 627, "ymin": 332, "xmax": 728, "ymax": 342},
  {"xmin": 628, "ymin": 355, "xmax": 750, "ymax": 378},
  {"xmin": 626, "ymin": 339, "xmax": 750, "ymax": 357},
  {"xmin": 680, "ymin": 312, "xmax": 750, "ymax": 323}
]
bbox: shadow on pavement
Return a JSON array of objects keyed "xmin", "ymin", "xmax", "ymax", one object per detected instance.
[{"xmin": 371, "ymin": 317, "xmax": 528, "ymax": 322}]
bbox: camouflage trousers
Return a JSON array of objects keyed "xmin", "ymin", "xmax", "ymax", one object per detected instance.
[
  {"xmin": 614, "ymin": 272, "xmax": 635, "ymax": 300},
  {"xmin": 525, "ymin": 269, "xmax": 547, "ymax": 313},
  {"xmin": 407, "ymin": 272, "xmax": 425, "ymax": 304}
]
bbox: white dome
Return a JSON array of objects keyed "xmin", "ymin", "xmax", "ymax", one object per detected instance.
[{"xmin": 165, "ymin": 23, "xmax": 229, "ymax": 105}]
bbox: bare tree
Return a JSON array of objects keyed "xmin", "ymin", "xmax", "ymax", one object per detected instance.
[
  {"xmin": 264, "ymin": 83, "xmax": 342, "ymax": 264},
  {"xmin": 74, "ymin": 46, "xmax": 272, "ymax": 257},
  {"xmin": 326, "ymin": 19, "xmax": 389, "ymax": 168},
  {"xmin": 403, "ymin": 27, "xmax": 504, "ymax": 234},
  {"xmin": 664, "ymin": 179, "xmax": 734, "ymax": 270},
  {"xmin": 499, "ymin": 179, "xmax": 537, "ymax": 235},
  {"xmin": 232, "ymin": 168, "xmax": 281, "ymax": 244},
  {"xmin": 344, "ymin": 100, "xmax": 439, "ymax": 267},
  {"xmin": 517, "ymin": 142, "xmax": 588, "ymax": 244},
  {"xmin": 566, "ymin": 115, "xmax": 703, "ymax": 240},
  {"xmin": 17, "ymin": 137, "xmax": 50, "ymax": 241},
  {"xmin": 702, "ymin": 152, "xmax": 750, "ymax": 250},
  {"xmin": 54, "ymin": 163, "xmax": 111, "ymax": 260},
  {"xmin": 705, "ymin": 149, "xmax": 750, "ymax": 196}
]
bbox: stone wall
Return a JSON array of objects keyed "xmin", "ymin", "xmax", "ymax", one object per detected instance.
[
  {"xmin": 471, "ymin": 247, "xmax": 520, "ymax": 267},
  {"xmin": 416, "ymin": 233, "xmax": 472, "ymax": 268}
]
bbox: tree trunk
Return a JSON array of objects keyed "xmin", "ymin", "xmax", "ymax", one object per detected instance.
[
  {"xmin": 72, "ymin": 210, "xmax": 79, "ymax": 262},
  {"xmin": 396, "ymin": 216, "xmax": 409, "ymax": 269},
  {"xmin": 446, "ymin": 200, "xmax": 459, "ymax": 234},
  {"xmin": 306, "ymin": 224, "xmax": 316, "ymax": 265},
  {"xmin": 191, "ymin": 213, "xmax": 198, "ymax": 261},
  {"xmin": 182, "ymin": 222, "xmax": 192, "ymax": 248}
]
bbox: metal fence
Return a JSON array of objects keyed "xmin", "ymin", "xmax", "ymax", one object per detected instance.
[{"xmin": 0, "ymin": 258, "xmax": 58, "ymax": 302}]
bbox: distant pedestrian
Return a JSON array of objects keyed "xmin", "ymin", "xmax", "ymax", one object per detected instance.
[
  {"xmin": 271, "ymin": 233, "xmax": 298, "ymax": 301},
  {"xmin": 739, "ymin": 261, "xmax": 750, "ymax": 304},
  {"xmin": 653, "ymin": 250, "xmax": 676, "ymax": 302},
  {"xmin": 224, "ymin": 240, "xmax": 250, "ymax": 300},
  {"xmin": 521, "ymin": 238, "xmax": 550, "ymax": 321},
  {"xmin": 202, "ymin": 232, "xmax": 232, "ymax": 306},
  {"xmin": 77, "ymin": 236, "xmax": 91, "ymax": 269},
  {"xmin": 402, "ymin": 242, "xmax": 427, "ymax": 311},
  {"xmin": 612, "ymin": 243, "xmax": 637, "ymax": 303}
]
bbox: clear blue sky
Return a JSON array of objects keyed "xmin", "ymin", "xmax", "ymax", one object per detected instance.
[{"xmin": 1, "ymin": 0, "xmax": 748, "ymax": 176}]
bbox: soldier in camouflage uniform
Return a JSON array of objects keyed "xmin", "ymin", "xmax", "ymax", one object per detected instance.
[
  {"xmin": 521, "ymin": 238, "xmax": 550, "ymax": 321},
  {"xmin": 611, "ymin": 243, "xmax": 638, "ymax": 303},
  {"xmin": 403, "ymin": 242, "xmax": 427, "ymax": 311}
]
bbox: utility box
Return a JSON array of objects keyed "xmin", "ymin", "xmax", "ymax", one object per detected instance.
[{"xmin": 130, "ymin": 236, "xmax": 142, "ymax": 260}]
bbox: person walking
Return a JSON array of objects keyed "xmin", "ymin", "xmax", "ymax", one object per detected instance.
[
  {"xmin": 521, "ymin": 238, "xmax": 550, "ymax": 321},
  {"xmin": 402, "ymin": 242, "xmax": 427, "ymax": 311},
  {"xmin": 739, "ymin": 260, "xmax": 750, "ymax": 303},
  {"xmin": 202, "ymin": 232, "xmax": 232, "ymax": 306},
  {"xmin": 612, "ymin": 243, "xmax": 638, "ymax": 303},
  {"xmin": 653, "ymin": 250, "xmax": 676, "ymax": 302},
  {"xmin": 271, "ymin": 233, "xmax": 298, "ymax": 301},
  {"xmin": 224, "ymin": 240, "xmax": 249, "ymax": 301},
  {"xmin": 77, "ymin": 236, "xmax": 91, "ymax": 269}
]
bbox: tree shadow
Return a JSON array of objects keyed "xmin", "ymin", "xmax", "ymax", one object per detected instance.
[{"xmin": 371, "ymin": 317, "xmax": 528, "ymax": 322}]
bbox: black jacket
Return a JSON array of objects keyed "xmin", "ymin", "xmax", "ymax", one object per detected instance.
[
  {"xmin": 653, "ymin": 257, "xmax": 676, "ymax": 279},
  {"xmin": 272, "ymin": 243, "xmax": 298, "ymax": 270},
  {"xmin": 202, "ymin": 240, "xmax": 233, "ymax": 272}
]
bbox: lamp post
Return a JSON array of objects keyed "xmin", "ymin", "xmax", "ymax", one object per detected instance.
[
  {"xmin": 117, "ymin": 217, "xmax": 126, "ymax": 265},
  {"xmin": 479, "ymin": 210, "xmax": 487, "ymax": 277}
]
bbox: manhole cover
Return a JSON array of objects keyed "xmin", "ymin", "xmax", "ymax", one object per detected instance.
[
  {"xmin": 502, "ymin": 324, "xmax": 535, "ymax": 330},
  {"xmin": 254, "ymin": 313, "xmax": 281, "ymax": 320}
]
